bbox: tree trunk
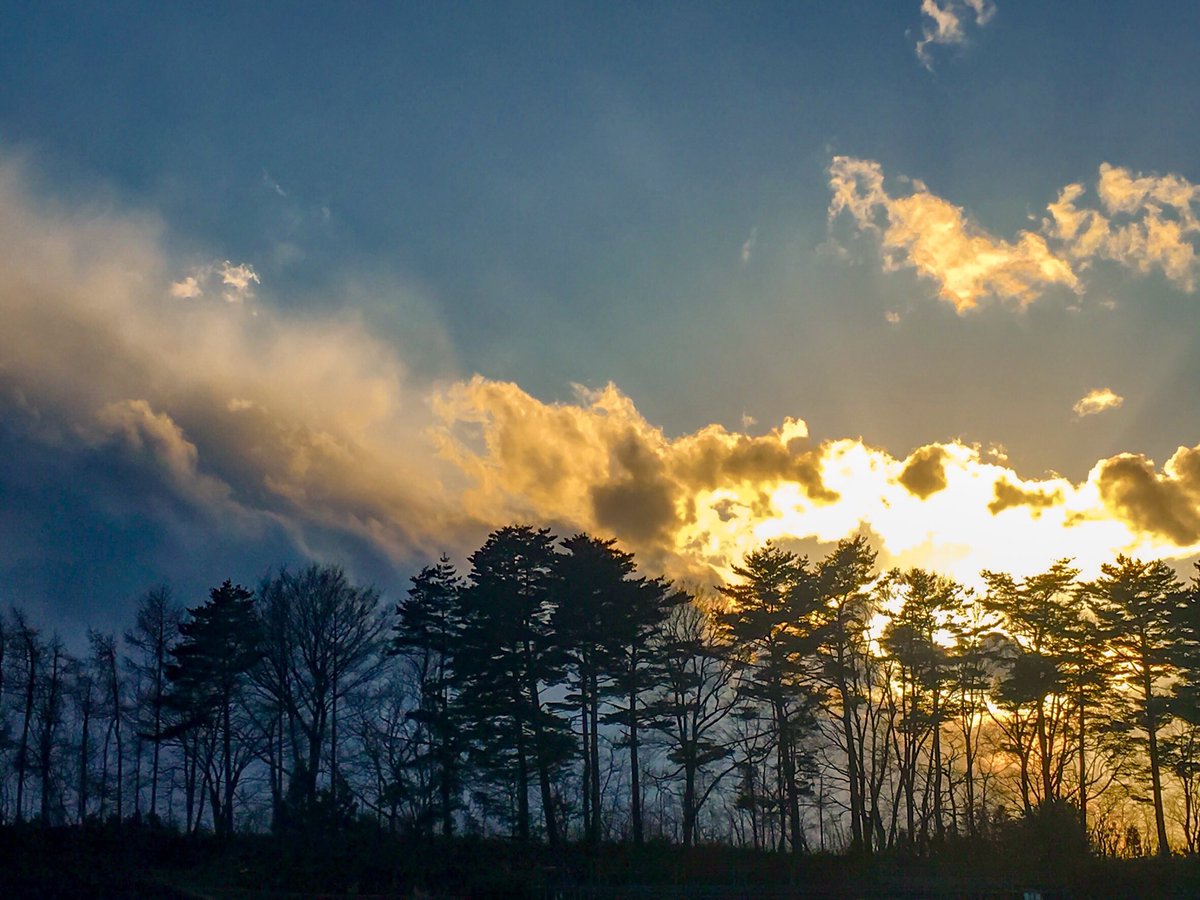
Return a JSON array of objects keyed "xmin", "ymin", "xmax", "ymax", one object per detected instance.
[
  {"xmin": 629, "ymin": 681, "xmax": 643, "ymax": 845},
  {"xmin": 1036, "ymin": 700, "xmax": 1052, "ymax": 805},
  {"xmin": 150, "ymin": 676, "xmax": 163, "ymax": 821},
  {"xmin": 78, "ymin": 701, "xmax": 91, "ymax": 824},
  {"xmin": 16, "ymin": 648, "xmax": 37, "ymax": 822},
  {"xmin": 1077, "ymin": 700, "xmax": 1087, "ymax": 835},
  {"xmin": 932, "ymin": 691, "xmax": 944, "ymax": 841},
  {"xmin": 1142, "ymin": 642, "xmax": 1170, "ymax": 856},
  {"xmin": 836, "ymin": 641, "xmax": 865, "ymax": 853},
  {"xmin": 516, "ymin": 720, "xmax": 530, "ymax": 841},
  {"xmin": 223, "ymin": 697, "xmax": 234, "ymax": 838},
  {"xmin": 682, "ymin": 760, "xmax": 697, "ymax": 847},
  {"xmin": 589, "ymin": 670, "xmax": 600, "ymax": 843},
  {"xmin": 580, "ymin": 678, "xmax": 591, "ymax": 840}
]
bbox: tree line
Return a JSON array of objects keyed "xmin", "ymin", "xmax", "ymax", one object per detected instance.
[{"xmin": 1, "ymin": 525, "xmax": 1199, "ymax": 859}]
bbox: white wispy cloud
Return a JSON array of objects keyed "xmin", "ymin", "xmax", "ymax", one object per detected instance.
[
  {"xmin": 168, "ymin": 275, "xmax": 202, "ymax": 299},
  {"xmin": 741, "ymin": 227, "xmax": 758, "ymax": 264},
  {"xmin": 170, "ymin": 260, "xmax": 261, "ymax": 303},
  {"xmin": 262, "ymin": 170, "xmax": 288, "ymax": 198},
  {"xmin": 1073, "ymin": 387, "xmax": 1124, "ymax": 419},
  {"xmin": 915, "ymin": 0, "xmax": 996, "ymax": 71}
]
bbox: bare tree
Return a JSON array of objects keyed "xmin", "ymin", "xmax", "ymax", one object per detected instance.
[
  {"xmin": 125, "ymin": 585, "xmax": 182, "ymax": 822},
  {"xmin": 255, "ymin": 564, "xmax": 388, "ymax": 829}
]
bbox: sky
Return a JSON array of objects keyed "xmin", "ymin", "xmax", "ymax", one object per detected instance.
[{"xmin": 3, "ymin": 1, "xmax": 1200, "ymax": 635}]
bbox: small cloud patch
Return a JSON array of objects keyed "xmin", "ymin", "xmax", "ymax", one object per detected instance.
[
  {"xmin": 170, "ymin": 260, "xmax": 260, "ymax": 304},
  {"xmin": 898, "ymin": 444, "xmax": 949, "ymax": 499},
  {"xmin": 1073, "ymin": 388, "xmax": 1124, "ymax": 418},
  {"xmin": 915, "ymin": 0, "xmax": 996, "ymax": 71}
]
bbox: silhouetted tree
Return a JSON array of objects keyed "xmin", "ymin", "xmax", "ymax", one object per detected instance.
[
  {"xmin": 815, "ymin": 536, "xmax": 878, "ymax": 853},
  {"xmin": 456, "ymin": 525, "xmax": 571, "ymax": 845},
  {"xmin": 719, "ymin": 543, "xmax": 821, "ymax": 853},
  {"xmin": 90, "ymin": 630, "xmax": 128, "ymax": 823},
  {"xmin": 1168, "ymin": 564, "xmax": 1200, "ymax": 852},
  {"xmin": 255, "ymin": 564, "xmax": 387, "ymax": 831},
  {"xmin": 649, "ymin": 598, "xmax": 740, "ymax": 847},
  {"xmin": 554, "ymin": 533, "xmax": 653, "ymax": 843},
  {"xmin": 943, "ymin": 593, "xmax": 997, "ymax": 836},
  {"xmin": 881, "ymin": 568, "xmax": 958, "ymax": 848},
  {"xmin": 124, "ymin": 585, "xmax": 181, "ymax": 823},
  {"xmin": 166, "ymin": 580, "xmax": 262, "ymax": 839},
  {"xmin": 600, "ymin": 573, "xmax": 683, "ymax": 844},
  {"xmin": 393, "ymin": 555, "xmax": 464, "ymax": 837},
  {"xmin": 68, "ymin": 652, "xmax": 99, "ymax": 824},
  {"xmin": 35, "ymin": 635, "xmax": 67, "ymax": 825},
  {"xmin": 1086, "ymin": 556, "xmax": 1185, "ymax": 856},
  {"xmin": 983, "ymin": 561, "xmax": 1081, "ymax": 813},
  {"xmin": 11, "ymin": 608, "xmax": 40, "ymax": 823}
]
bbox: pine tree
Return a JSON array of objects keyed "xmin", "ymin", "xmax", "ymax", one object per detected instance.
[
  {"xmin": 881, "ymin": 568, "xmax": 959, "ymax": 848},
  {"xmin": 599, "ymin": 572, "xmax": 684, "ymax": 844},
  {"xmin": 394, "ymin": 554, "xmax": 464, "ymax": 837},
  {"xmin": 718, "ymin": 543, "xmax": 821, "ymax": 853},
  {"xmin": 1086, "ymin": 556, "xmax": 1185, "ymax": 856},
  {"xmin": 455, "ymin": 525, "xmax": 571, "ymax": 845},
  {"xmin": 166, "ymin": 580, "xmax": 262, "ymax": 838},
  {"xmin": 815, "ymin": 535, "xmax": 878, "ymax": 853}
]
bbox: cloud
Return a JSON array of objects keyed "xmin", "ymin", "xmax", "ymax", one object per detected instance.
[
  {"xmin": 988, "ymin": 478, "xmax": 1063, "ymax": 515},
  {"xmin": 431, "ymin": 378, "xmax": 833, "ymax": 572},
  {"xmin": 170, "ymin": 260, "xmax": 261, "ymax": 303},
  {"xmin": 0, "ymin": 157, "xmax": 469, "ymax": 581},
  {"xmin": 741, "ymin": 227, "xmax": 758, "ymax": 264},
  {"xmin": 90, "ymin": 399, "xmax": 232, "ymax": 507},
  {"xmin": 2, "ymin": 153, "xmax": 1199, "ymax": 606},
  {"xmin": 432, "ymin": 378, "xmax": 1200, "ymax": 586},
  {"xmin": 262, "ymin": 170, "xmax": 288, "ymax": 198},
  {"xmin": 1045, "ymin": 163, "xmax": 1200, "ymax": 292},
  {"xmin": 899, "ymin": 445, "xmax": 949, "ymax": 499},
  {"xmin": 1073, "ymin": 387, "xmax": 1124, "ymax": 419},
  {"xmin": 1094, "ymin": 447, "xmax": 1200, "ymax": 545},
  {"xmin": 828, "ymin": 156, "xmax": 1079, "ymax": 312},
  {"xmin": 833, "ymin": 157, "xmax": 1200, "ymax": 308},
  {"xmin": 915, "ymin": 0, "xmax": 996, "ymax": 71},
  {"xmin": 169, "ymin": 275, "xmax": 202, "ymax": 299}
]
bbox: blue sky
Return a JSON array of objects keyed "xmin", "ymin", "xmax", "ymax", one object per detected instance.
[{"xmin": 3, "ymin": 2, "xmax": 1200, "ymax": 635}]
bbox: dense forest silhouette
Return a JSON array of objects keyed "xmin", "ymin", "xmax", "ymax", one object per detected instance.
[{"xmin": 3, "ymin": 525, "xmax": 1200, "ymax": 896}]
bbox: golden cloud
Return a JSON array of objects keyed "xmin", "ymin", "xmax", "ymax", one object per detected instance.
[
  {"xmin": 915, "ymin": 0, "xmax": 996, "ymax": 71},
  {"xmin": 828, "ymin": 156, "xmax": 1079, "ymax": 312},
  {"xmin": 836, "ymin": 158, "xmax": 1200, "ymax": 308},
  {"xmin": 1045, "ymin": 163, "xmax": 1200, "ymax": 292},
  {"xmin": 2, "ymin": 155, "xmax": 1199, "ymax": 591},
  {"xmin": 431, "ymin": 378, "xmax": 835, "ymax": 571},
  {"xmin": 1073, "ymin": 387, "xmax": 1124, "ymax": 418},
  {"xmin": 988, "ymin": 479, "xmax": 1063, "ymax": 515},
  {"xmin": 1095, "ymin": 447, "xmax": 1200, "ymax": 546},
  {"xmin": 433, "ymin": 380, "xmax": 1200, "ymax": 585},
  {"xmin": 898, "ymin": 445, "xmax": 949, "ymax": 499}
]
